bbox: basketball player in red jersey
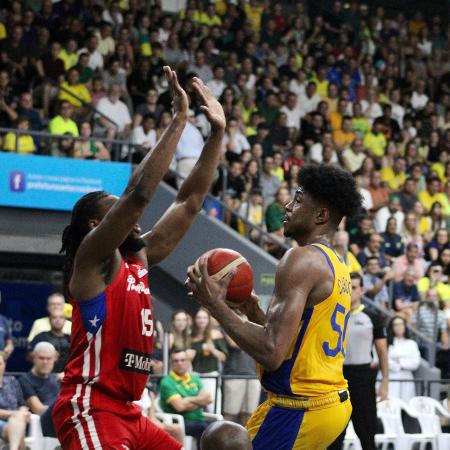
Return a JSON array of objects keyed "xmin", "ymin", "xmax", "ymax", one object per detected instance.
[{"xmin": 52, "ymin": 67, "xmax": 226, "ymax": 450}]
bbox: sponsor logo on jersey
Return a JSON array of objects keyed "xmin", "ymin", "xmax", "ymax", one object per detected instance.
[
  {"xmin": 120, "ymin": 349, "xmax": 152, "ymax": 375},
  {"xmin": 126, "ymin": 274, "xmax": 150, "ymax": 295}
]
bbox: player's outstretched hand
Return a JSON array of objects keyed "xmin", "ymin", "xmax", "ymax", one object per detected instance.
[
  {"xmin": 192, "ymin": 77, "xmax": 226, "ymax": 131},
  {"xmin": 185, "ymin": 256, "xmax": 234, "ymax": 310},
  {"xmin": 163, "ymin": 66, "xmax": 188, "ymax": 117}
]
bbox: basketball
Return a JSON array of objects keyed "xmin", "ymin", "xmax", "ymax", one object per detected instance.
[{"xmin": 195, "ymin": 248, "xmax": 254, "ymax": 306}]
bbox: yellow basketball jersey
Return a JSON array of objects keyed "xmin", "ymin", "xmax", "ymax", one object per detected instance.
[{"xmin": 259, "ymin": 243, "xmax": 351, "ymax": 397}]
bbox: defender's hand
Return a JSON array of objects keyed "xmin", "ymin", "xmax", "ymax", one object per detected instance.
[
  {"xmin": 192, "ymin": 77, "xmax": 226, "ymax": 131},
  {"xmin": 163, "ymin": 66, "xmax": 188, "ymax": 117}
]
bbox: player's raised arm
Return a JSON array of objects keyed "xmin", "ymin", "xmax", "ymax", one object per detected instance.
[
  {"xmin": 142, "ymin": 77, "xmax": 225, "ymax": 267},
  {"xmin": 187, "ymin": 246, "xmax": 326, "ymax": 371},
  {"xmin": 69, "ymin": 67, "xmax": 188, "ymax": 299}
]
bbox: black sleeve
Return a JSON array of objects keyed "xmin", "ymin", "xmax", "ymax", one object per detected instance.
[
  {"xmin": 19, "ymin": 375, "xmax": 36, "ymax": 401},
  {"xmin": 367, "ymin": 309, "xmax": 387, "ymax": 340}
]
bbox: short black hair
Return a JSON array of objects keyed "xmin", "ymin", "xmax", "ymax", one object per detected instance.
[
  {"xmin": 298, "ymin": 164, "xmax": 362, "ymax": 222},
  {"xmin": 350, "ymin": 272, "xmax": 363, "ymax": 287}
]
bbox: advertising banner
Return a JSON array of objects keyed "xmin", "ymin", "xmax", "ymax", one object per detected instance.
[{"xmin": 0, "ymin": 153, "xmax": 131, "ymax": 211}]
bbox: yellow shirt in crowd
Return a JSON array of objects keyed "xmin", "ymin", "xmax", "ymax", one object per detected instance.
[
  {"xmin": 418, "ymin": 190, "xmax": 447, "ymax": 212},
  {"xmin": 3, "ymin": 133, "xmax": 35, "ymax": 154},
  {"xmin": 58, "ymin": 82, "xmax": 92, "ymax": 108},
  {"xmin": 381, "ymin": 167, "xmax": 407, "ymax": 191}
]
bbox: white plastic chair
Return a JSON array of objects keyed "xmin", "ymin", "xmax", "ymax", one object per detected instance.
[
  {"xmin": 342, "ymin": 421, "xmax": 362, "ymax": 450},
  {"xmin": 377, "ymin": 398, "xmax": 435, "ymax": 450},
  {"xmin": 25, "ymin": 414, "xmax": 60, "ymax": 450},
  {"xmin": 409, "ymin": 396, "xmax": 450, "ymax": 450}
]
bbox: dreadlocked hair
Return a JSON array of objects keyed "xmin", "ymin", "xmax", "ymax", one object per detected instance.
[{"xmin": 60, "ymin": 191, "xmax": 110, "ymax": 287}]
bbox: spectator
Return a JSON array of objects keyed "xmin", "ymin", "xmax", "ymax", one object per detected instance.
[
  {"xmin": 386, "ymin": 316, "xmax": 421, "ymax": 401},
  {"xmin": 0, "ymin": 352, "xmax": 30, "ymax": 450},
  {"xmin": 3, "ymin": 116, "xmax": 35, "ymax": 154},
  {"xmin": 28, "ymin": 312, "xmax": 70, "ymax": 373},
  {"xmin": 223, "ymin": 117, "xmax": 250, "ymax": 163},
  {"xmin": 73, "ymin": 121, "xmax": 111, "ymax": 161},
  {"xmin": 334, "ymin": 230, "xmax": 362, "ymax": 274},
  {"xmin": 19, "ymin": 342, "xmax": 60, "ymax": 415},
  {"xmin": 58, "ymin": 67, "xmax": 92, "ymax": 114},
  {"xmin": 260, "ymin": 156, "xmax": 281, "ymax": 207},
  {"xmin": 367, "ymin": 170, "xmax": 390, "ymax": 212},
  {"xmin": 28, "ymin": 293, "xmax": 71, "ymax": 342},
  {"xmin": 418, "ymin": 176, "xmax": 446, "ymax": 213},
  {"xmin": 131, "ymin": 114, "xmax": 157, "ymax": 163},
  {"xmin": 247, "ymin": 122, "xmax": 273, "ymax": 158},
  {"xmin": 425, "ymin": 228, "xmax": 449, "ymax": 262},
  {"xmin": 417, "ymin": 262, "xmax": 450, "ymax": 302},
  {"xmin": 133, "ymin": 89, "xmax": 163, "ymax": 128},
  {"xmin": 398, "ymin": 178, "xmax": 419, "ymax": 213},
  {"xmin": 168, "ymin": 310, "xmax": 192, "ymax": 353},
  {"xmin": 222, "ymin": 317, "xmax": 261, "ymax": 426},
  {"xmin": 174, "ymin": 113, "xmax": 205, "ymax": 187},
  {"xmin": 380, "ymin": 157, "xmax": 407, "ymax": 191},
  {"xmin": 380, "ymin": 217, "xmax": 404, "ymax": 262},
  {"xmin": 333, "ymin": 115, "xmax": 355, "ymax": 151},
  {"xmin": 393, "ymin": 268, "xmax": 421, "ymax": 322},
  {"xmin": 95, "ymin": 84, "xmax": 132, "ymax": 141},
  {"xmin": 0, "ymin": 311, "xmax": 13, "ymax": 360},
  {"xmin": 392, "ymin": 243, "xmax": 426, "ymax": 283},
  {"xmin": 373, "ymin": 194, "xmax": 405, "ymax": 234},
  {"xmin": 342, "ymin": 137, "xmax": 366, "ymax": 174},
  {"xmin": 357, "ymin": 232, "xmax": 387, "ymax": 268},
  {"xmin": 363, "ymin": 118, "xmax": 387, "ymax": 159},
  {"xmin": 188, "ymin": 51, "xmax": 213, "ymax": 83},
  {"xmin": 237, "ymin": 188, "xmax": 264, "ymax": 243},
  {"xmin": 363, "ymin": 257, "xmax": 394, "ymax": 309},
  {"xmin": 206, "ymin": 65, "xmax": 226, "ymax": 99},
  {"xmin": 412, "ymin": 289, "xmax": 449, "ymax": 360},
  {"xmin": 160, "ymin": 350, "xmax": 212, "ymax": 443},
  {"xmin": 265, "ymin": 187, "xmax": 290, "ymax": 233},
  {"xmin": 77, "ymin": 34, "xmax": 103, "ymax": 71},
  {"xmin": 16, "ymin": 92, "xmax": 43, "ymax": 147},
  {"xmin": 48, "ymin": 101, "xmax": 79, "ymax": 137}
]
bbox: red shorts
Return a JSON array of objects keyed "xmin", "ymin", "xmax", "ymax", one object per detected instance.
[{"xmin": 53, "ymin": 398, "xmax": 182, "ymax": 450}]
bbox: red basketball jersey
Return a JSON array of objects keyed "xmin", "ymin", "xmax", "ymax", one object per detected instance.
[{"xmin": 60, "ymin": 257, "xmax": 154, "ymax": 415}]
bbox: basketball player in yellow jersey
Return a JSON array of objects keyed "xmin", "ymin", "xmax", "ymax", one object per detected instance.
[{"xmin": 187, "ymin": 164, "xmax": 363, "ymax": 450}]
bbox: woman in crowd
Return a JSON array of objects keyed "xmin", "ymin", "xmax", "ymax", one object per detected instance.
[
  {"xmin": 402, "ymin": 212, "xmax": 425, "ymax": 257},
  {"xmin": 0, "ymin": 352, "xmax": 30, "ymax": 450},
  {"xmin": 168, "ymin": 309, "xmax": 192, "ymax": 354},
  {"xmin": 386, "ymin": 316, "xmax": 421, "ymax": 401},
  {"xmin": 73, "ymin": 121, "xmax": 111, "ymax": 161}
]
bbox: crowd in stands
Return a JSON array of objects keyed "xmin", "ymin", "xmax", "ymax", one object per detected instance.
[{"xmin": 0, "ymin": 0, "xmax": 449, "ymax": 445}]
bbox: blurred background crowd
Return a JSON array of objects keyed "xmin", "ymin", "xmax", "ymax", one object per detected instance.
[{"xmin": 0, "ymin": 0, "xmax": 449, "ymax": 442}]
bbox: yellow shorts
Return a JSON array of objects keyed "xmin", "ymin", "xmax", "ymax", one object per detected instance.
[{"xmin": 247, "ymin": 391, "xmax": 352, "ymax": 450}]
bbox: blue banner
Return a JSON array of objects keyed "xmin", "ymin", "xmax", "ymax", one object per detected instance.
[{"xmin": 0, "ymin": 153, "xmax": 131, "ymax": 211}]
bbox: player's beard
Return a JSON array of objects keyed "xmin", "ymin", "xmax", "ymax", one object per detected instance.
[{"xmin": 119, "ymin": 235, "xmax": 147, "ymax": 254}]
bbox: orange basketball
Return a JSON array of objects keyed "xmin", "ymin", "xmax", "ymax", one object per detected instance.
[{"xmin": 195, "ymin": 248, "xmax": 254, "ymax": 306}]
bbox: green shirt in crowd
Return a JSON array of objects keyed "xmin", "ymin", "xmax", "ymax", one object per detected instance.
[
  {"xmin": 191, "ymin": 338, "xmax": 228, "ymax": 373},
  {"xmin": 160, "ymin": 371, "xmax": 205, "ymax": 421},
  {"xmin": 265, "ymin": 202, "xmax": 285, "ymax": 232}
]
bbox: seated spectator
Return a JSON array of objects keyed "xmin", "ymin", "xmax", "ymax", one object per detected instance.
[
  {"xmin": 333, "ymin": 230, "xmax": 362, "ymax": 274},
  {"xmin": 95, "ymin": 84, "xmax": 132, "ymax": 141},
  {"xmin": 222, "ymin": 316, "xmax": 261, "ymax": 426},
  {"xmin": 342, "ymin": 138, "xmax": 366, "ymax": 174},
  {"xmin": 402, "ymin": 212, "xmax": 425, "ymax": 256},
  {"xmin": 398, "ymin": 178, "xmax": 419, "ymax": 214},
  {"xmin": 363, "ymin": 257, "xmax": 394, "ymax": 309},
  {"xmin": 28, "ymin": 293, "xmax": 72, "ymax": 342},
  {"xmin": 380, "ymin": 217, "xmax": 404, "ymax": 263},
  {"xmin": 363, "ymin": 118, "xmax": 387, "ymax": 159},
  {"xmin": 393, "ymin": 269, "xmax": 420, "ymax": 321},
  {"xmin": 102, "ymin": 58, "xmax": 129, "ymax": 102},
  {"xmin": 20, "ymin": 342, "xmax": 60, "ymax": 415},
  {"xmin": 392, "ymin": 243, "xmax": 425, "ymax": 283},
  {"xmin": 357, "ymin": 232, "xmax": 387, "ymax": 268},
  {"xmin": 16, "ymin": 92, "xmax": 43, "ymax": 148},
  {"xmin": 248, "ymin": 122, "xmax": 273, "ymax": 158},
  {"xmin": 48, "ymin": 101, "xmax": 79, "ymax": 137},
  {"xmin": 373, "ymin": 195, "xmax": 405, "ymax": 235},
  {"xmin": 223, "ymin": 117, "xmax": 250, "ymax": 163},
  {"xmin": 265, "ymin": 187, "xmax": 290, "ymax": 233},
  {"xmin": 417, "ymin": 262, "xmax": 450, "ymax": 302},
  {"xmin": 380, "ymin": 157, "xmax": 407, "ymax": 191},
  {"xmin": 168, "ymin": 309, "xmax": 192, "ymax": 353},
  {"xmin": 133, "ymin": 89, "xmax": 163, "ymax": 127},
  {"xmin": 367, "ymin": 170, "xmax": 390, "ymax": 212},
  {"xmin": 332, "ymin": 115, "xmax": 355, "ymax": 151},
  {"xmin": 412, "ymin": 289, "xmax": 449, "ymax": 362},
  {"xmin": 260, "ymin": 156, "xmax": 281, "ymax": 208},
  {"xmin": 424, "ymin": 228, "xmax": 449, "ymax": 262},
  {"xmin": 426, "ymin": 202, "xmax": 447, "ymax": 236},
  {"xmin": 418, "ymin": 176, "xmax": 446, "ymax": 213},
  {"xmin": 160, "ymin": 350, "xmax": 212, "ymax": 442},
  {"xmin": 349, "ymin": 216, "xmax": 373, "ymax": 254},
  {"xmin": 206, "ymin": 65, "xmax": 226, "ymax": 99},
  {"xmin": 58, "ymin": 67, "xmax": 92, "ymax": 115},
  {"xmin": 237, "ymin": 188, "xmax": 264, "ymax": 243},
  {"xmin": 73, "ymin": 121, "xmax": 111, "ymax": 161},
  {"xmin": 439, "ymin": 248, "xmax": 450, "ymax": 280},
  {"xmin": 28, "ymin": 312, "xmax": 70, "ymax": 373},
  {"xmin": 0, "ymin": 352, "xmax": 30, "ymax": 450},
  {"xmin": 3, "ymin": 116, "xmax": 35, "ymax": 154},
  {"xmin": 386, "ymin": 316, "xmax": 421, "ymax": 401},
  {"xmin": 131, "ymin": 114, "xmax": 157, "ymax": 163},
  {"xmin": 0, "ymin": 312, "xmax": 13, "ymax": 359}
]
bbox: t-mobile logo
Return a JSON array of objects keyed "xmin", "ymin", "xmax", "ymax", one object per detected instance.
[{"xmin": 9, "ymin": 171, "xmax": 26, "ymax": 192}]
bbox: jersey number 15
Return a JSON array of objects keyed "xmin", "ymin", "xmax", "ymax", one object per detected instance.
[
  {"xmin": 141, "ymin": 308, "xmax": 154, "ymax": 337},
  {"xmin": 322, "ymin": 303, "xmax": 350, "ymax": 357}
]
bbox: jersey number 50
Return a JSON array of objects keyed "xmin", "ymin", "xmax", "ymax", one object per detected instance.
[
  {"xmin": 322, "ymin": 303, "xmax": 350, "ymax": 357},
  {"xmin": 141, "ymin": 308, "xmax": 154, "ymax": 337}
]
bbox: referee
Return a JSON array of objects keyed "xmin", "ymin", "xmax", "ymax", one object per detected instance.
[{"xmin": 329, "ymin": 272, "xmax": 389, "ymax": 450}]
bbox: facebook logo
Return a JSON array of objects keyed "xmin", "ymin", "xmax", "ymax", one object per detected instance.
[{"xmin": 9, "ymin": 171, "xmax": 26, "ymax": 192}]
